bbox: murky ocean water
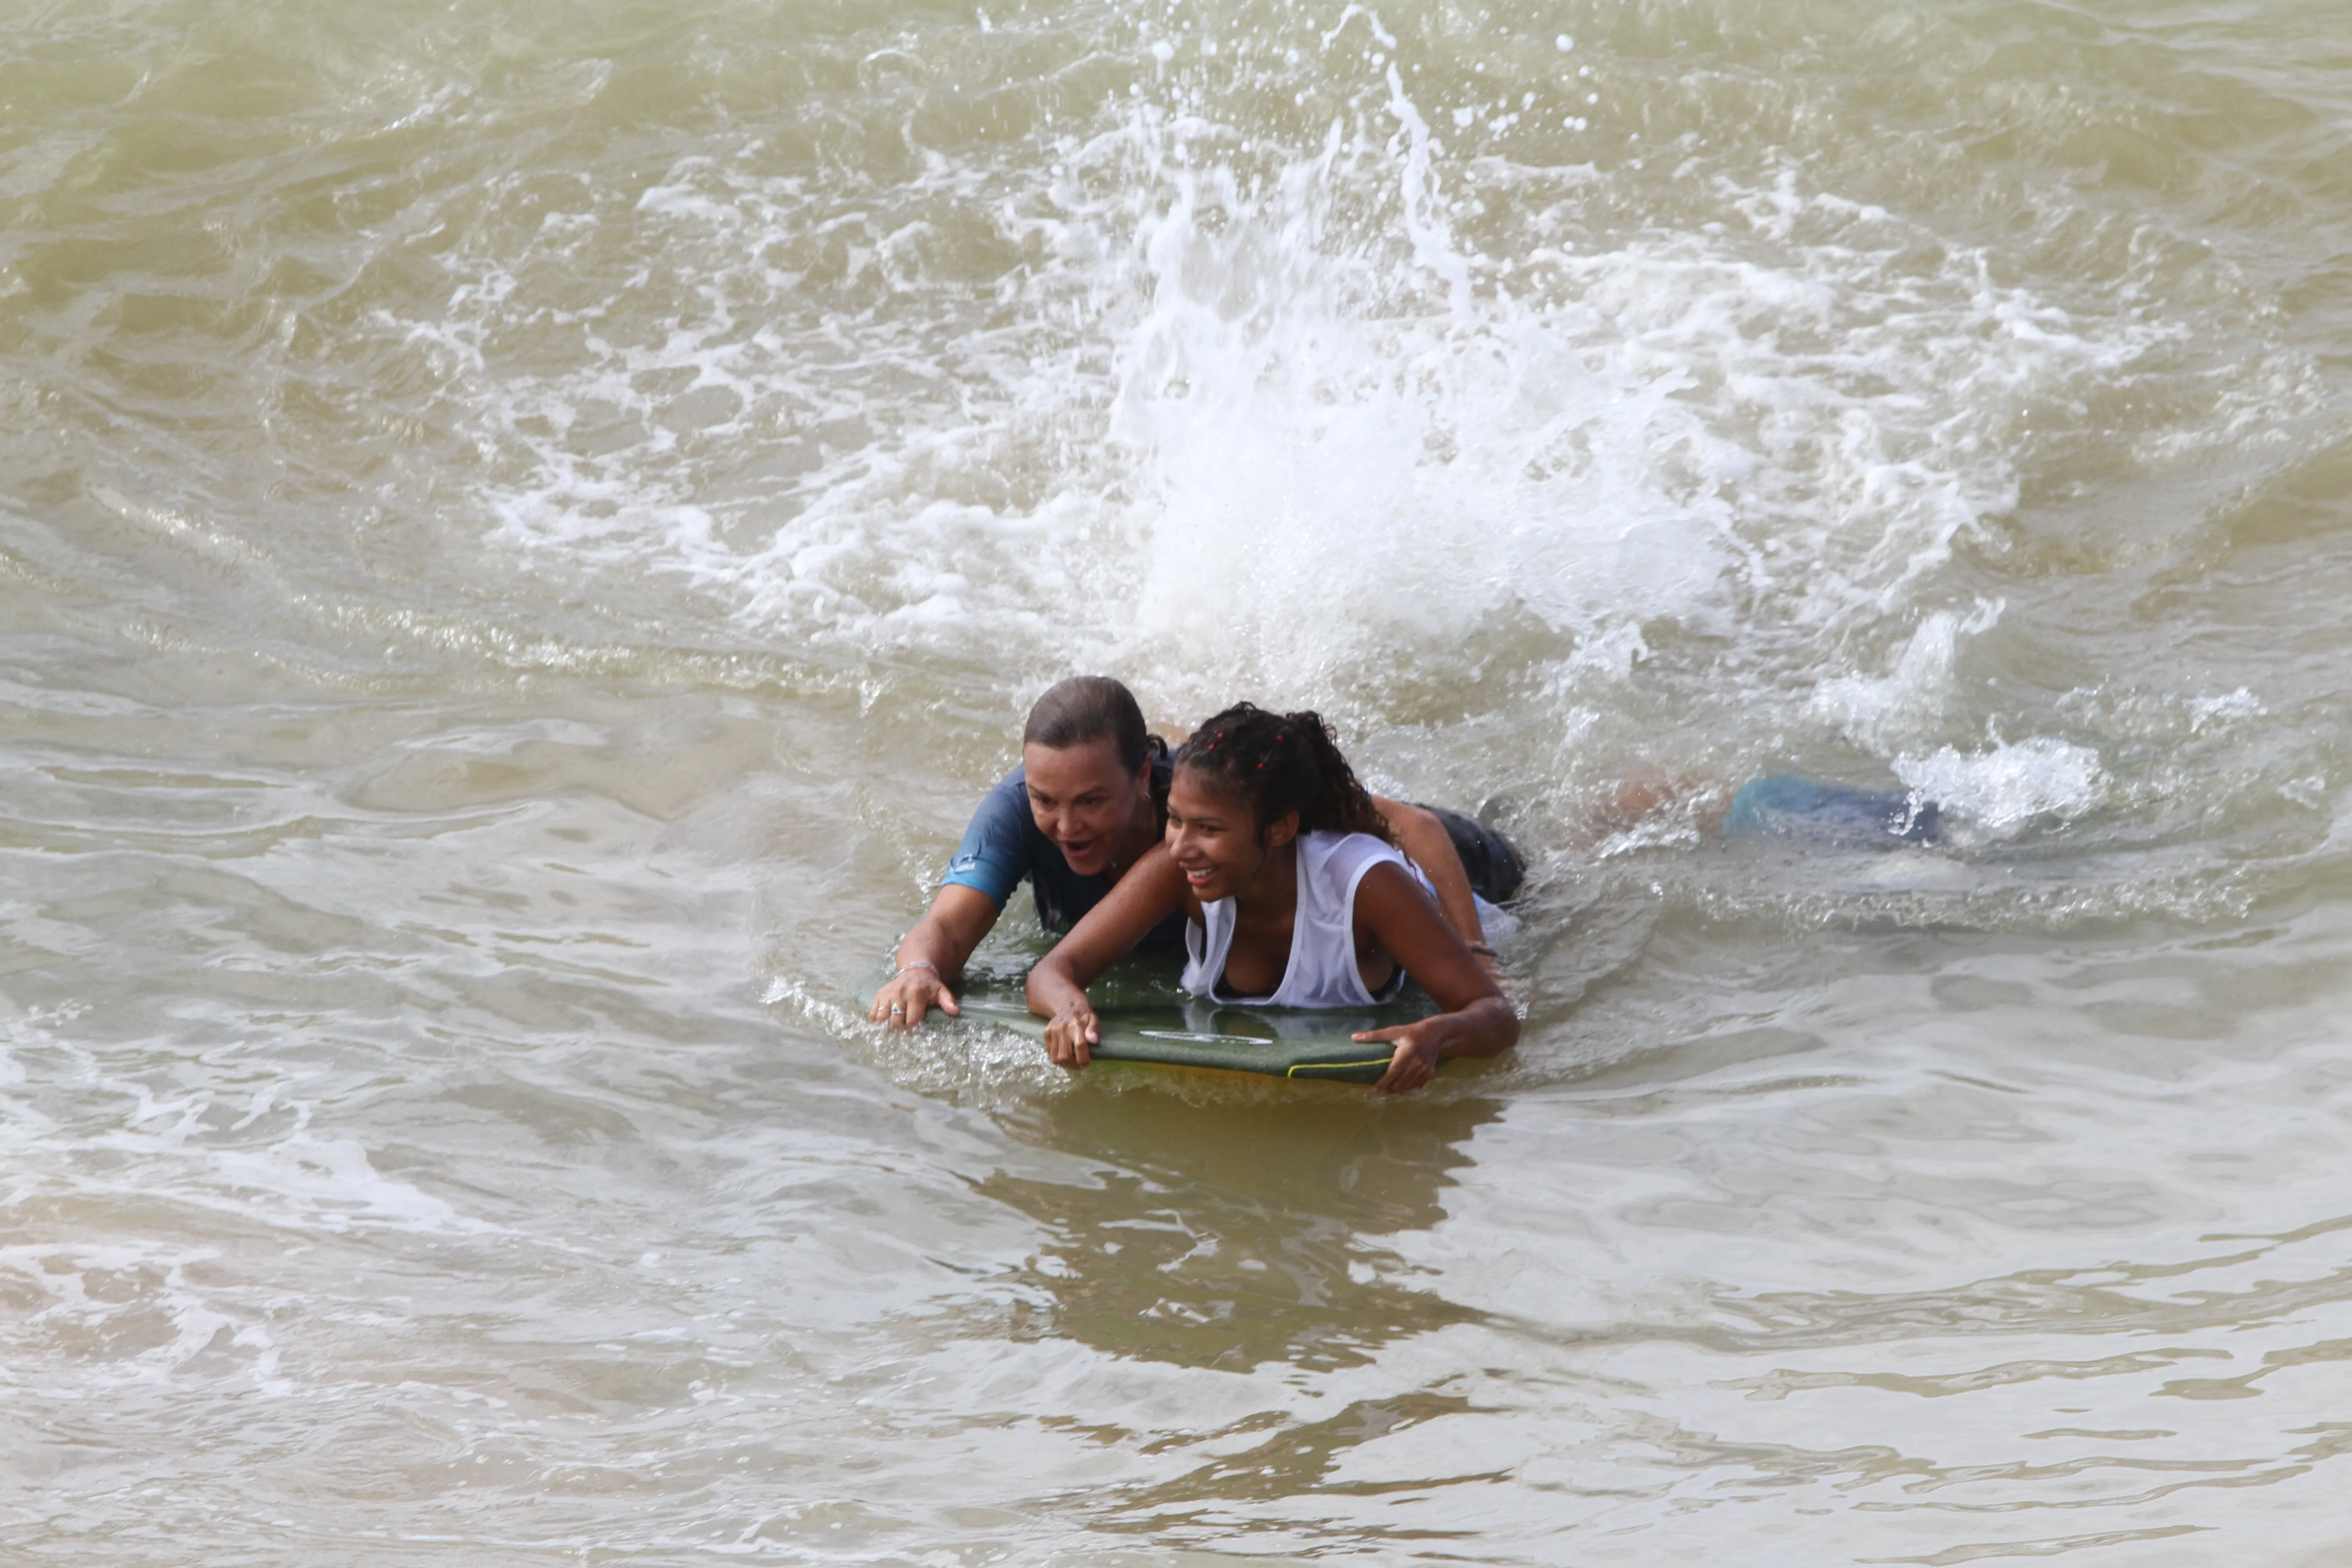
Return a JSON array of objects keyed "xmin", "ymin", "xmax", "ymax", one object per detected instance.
[{"xmin": 8, "ymin": 0, "xmax": 2352, "ymax": 1561}]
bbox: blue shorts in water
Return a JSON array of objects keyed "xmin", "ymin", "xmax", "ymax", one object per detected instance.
[{"xmin": 1724, "ymin": 776, "xmax": 1941, "ymax": 846}]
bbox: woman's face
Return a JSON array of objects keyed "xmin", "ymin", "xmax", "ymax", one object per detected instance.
[
  {"xmin": 1023, "ymin": 738, "xmax": 1154, "ymax": 877},
  {"xmin": 1165, "ymin": 766, "xmax": 1295, "ymax": 902}
]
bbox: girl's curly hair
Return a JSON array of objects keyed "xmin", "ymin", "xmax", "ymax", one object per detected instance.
[{"xmin": 1171, "ymin": 703, "xmax": 1391, "ymax": 842}]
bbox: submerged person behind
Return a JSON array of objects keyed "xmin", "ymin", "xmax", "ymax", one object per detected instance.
[
  {"xmin": 1025, "ymin": 703, "xmax": 1519, "ymax": 1095},
  {"xmin": 1722, "ymin": 775, "xmax": 1940, "ymax": 843},
  {"xmin": 1598, "ymin": 768, "xmax": 1944, "ymax": 847},
  {"xmin": 872, "ymin": 677, "xmax": 1519, "ymax": 1028}
]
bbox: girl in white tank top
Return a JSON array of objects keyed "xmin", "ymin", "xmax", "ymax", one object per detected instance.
[
  {"xmin": 1024, "ymin": 703, "xmax": 1521, "ymax": 1094},
  {"xmin": 1182, "ymin": 831, "xmax": 1427, "ymax": 1007}
]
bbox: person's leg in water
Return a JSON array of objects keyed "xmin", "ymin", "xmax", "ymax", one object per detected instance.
[
  {"xmin": 1417, "ymin": 805, "xmax": 1527, "ymax": 903},
  {"xmin": 1586, "ymin": 769, "xmax": 1941, "ymax": 848},
  {"xmin": 1722, "ymin": 776, "xmax": 1941, "ymax": 845}
]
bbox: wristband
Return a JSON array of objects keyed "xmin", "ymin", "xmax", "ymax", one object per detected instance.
[{"xmin": 894, "ymin": 960, "xmax": 941, "ymax": 979}]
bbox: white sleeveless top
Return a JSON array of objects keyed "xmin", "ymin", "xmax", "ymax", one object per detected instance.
[{"xmin": 1181, "ymin": 832, "xmax": 1429, "ymax": 1008}]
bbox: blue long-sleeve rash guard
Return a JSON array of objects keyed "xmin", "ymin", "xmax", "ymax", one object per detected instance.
[{"xmin": 940, "ymin": 762, "xmax": 1187, "ymax": 947}]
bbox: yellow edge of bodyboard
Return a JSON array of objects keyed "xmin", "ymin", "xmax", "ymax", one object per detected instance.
[{"xmin": 1286, "ymin": 1057, "xmax": 1394, "ymax": 1078}]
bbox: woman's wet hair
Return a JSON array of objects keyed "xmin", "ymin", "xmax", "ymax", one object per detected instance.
[
  {"xmin": 1022, "ymin": 676, "xmax": 1165, "ymax": 777},
  {"xmin": 1171, "ymin": 703, "xmax": 1392, "ymax": 843}
]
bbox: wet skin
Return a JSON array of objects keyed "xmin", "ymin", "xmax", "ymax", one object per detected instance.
[
  {"xmin": 1026, "ymin": 767, "xmax": 1518, "ymax": 1094},
  {"xmin": 871, "ymin": 737, "xmax": 1158, "ymax": 1028},
  {"xmin": 1023, "ymin": 738, "xmax": 1156, "ymax": 879}
]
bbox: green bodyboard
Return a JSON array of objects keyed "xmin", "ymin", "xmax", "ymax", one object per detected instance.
[{"xmin": 883, "ymin": 960, "xmax": 1440, "ymax": 1085}]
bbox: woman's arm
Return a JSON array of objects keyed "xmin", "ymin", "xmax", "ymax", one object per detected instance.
[
  {"xmin": 1024, "ymin": 846, "xmax": 1191, "ymax": 1069},
  {"xmin": 876, "ymin": 774, "xmax": 1034, "ymax": 1028},
  {"xmin": 1348, "ymin": 862, "xmax": 1519, "ymax": 1094},
  {"xmin": 871, "ymin": 884, "xmax": 1000, "ymax": 1028},
  {"xmin": 1371, "ymin": 797, "xmax": 1496, "ymax": 971}
]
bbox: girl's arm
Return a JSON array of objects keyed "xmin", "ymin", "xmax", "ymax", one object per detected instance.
[
  {"xmin": 1370, "ymin": 797, "xmax": 1492, "ymax": 962},
  {"xmin": 1348, "ymin": 862, "xmax": 1519, "ymax": 1094},
  {"xmin": 1025, "ymin": 846, "xmax": 1191, "ymax": 1069}
]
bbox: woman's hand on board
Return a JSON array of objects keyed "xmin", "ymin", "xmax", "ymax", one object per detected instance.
[
  {"xmin": 1353, "ymin": 1019, "xmax": 1444, "ymax": 1094},
  {"xmin": 872, "ymin": 884, "xmax": 999, "ymax": 1029},
  {"xmin": 1025, "ymin": 847, "xmax": 1191, "ymax": 1072},
  {"xmin": 1339, "ymin": 863, "xmax": 1522, "ymax": 1093},
  {"xmin": 871, "ymin": 964, "xmax": 959, "ymax": 1029},
  {"xmin": 1041, "ymin": 1001, "xmax": 1100, "ymax": 1068},
  {"xmin": 1352, "ymin": 996, "xmax": 1517, "ymax": 1093}
]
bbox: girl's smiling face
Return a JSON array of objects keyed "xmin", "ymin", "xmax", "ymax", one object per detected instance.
[{"xmin": 1165, "ymin": 765, "xmax": 1297, "ymax": 902}]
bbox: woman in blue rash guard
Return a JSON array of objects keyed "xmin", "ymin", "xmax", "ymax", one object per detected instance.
[{"xmin": 870, "ymin": 676, "xmax": 1522, "ymax": 1029}]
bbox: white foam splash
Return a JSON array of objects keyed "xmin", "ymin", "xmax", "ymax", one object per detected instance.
[
  {"xmin": 1099, "ymin": 106, "xmax": 1735, "ymax": 711},
  {"xmin": 368, "ymin": 7, "xmax": 2313, "ymax": 843},
  {"xmin": 1812, "ymin": 602, "xmax": 2005, "ymax": 752},
  {"xmin": 409, "ymin": 41, "xmax": 2176, "ymax": 725},
  {"xmin": 1894, "ymin": 735, "xmax": 2107, "ymax": 831}
]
